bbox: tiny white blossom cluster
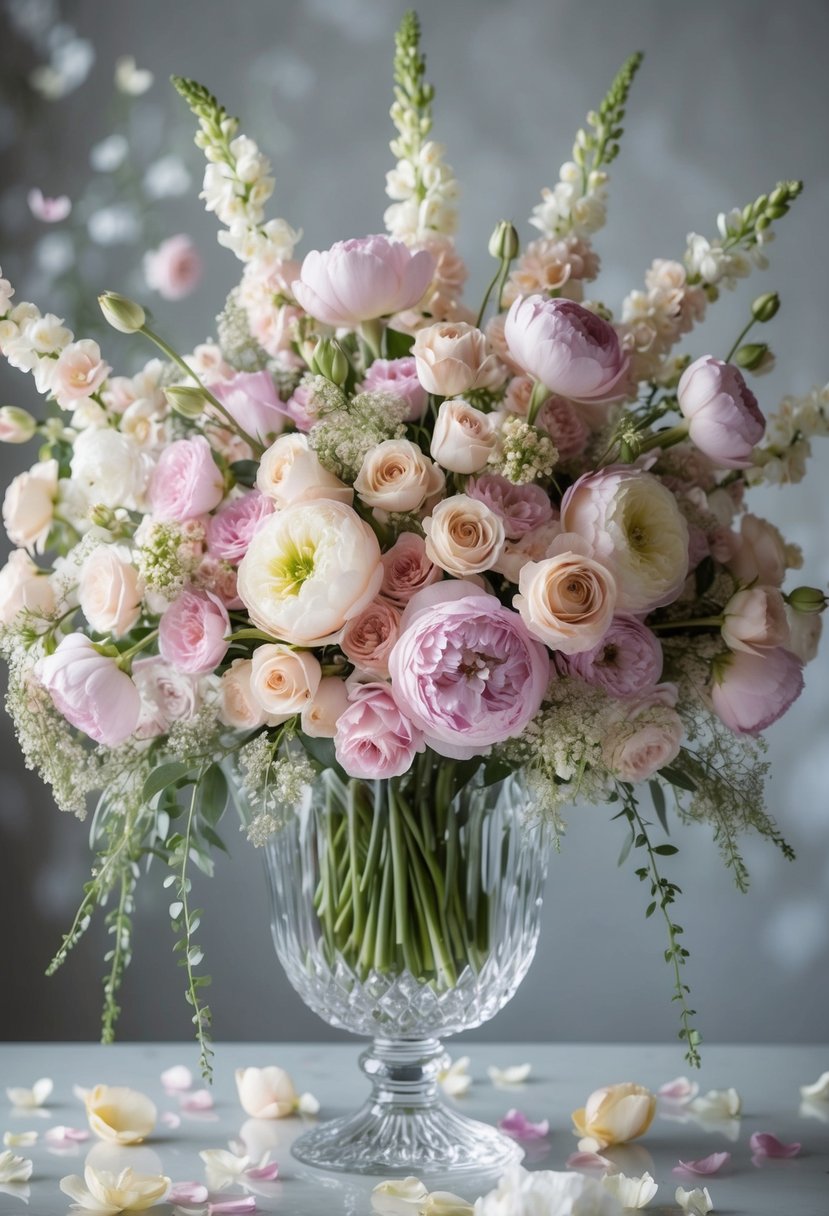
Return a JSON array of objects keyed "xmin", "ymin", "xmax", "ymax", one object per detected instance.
[
  {"xmin": 618, "ymin": 259, "xmax": 707, "ymax": 384},
  {"xmin": 530, "ymin": 162, "xmax": 608, "ymax": 241},
  {"xmin": 745, "ymin": 382, "xmax": 829, "ymax": 486}
]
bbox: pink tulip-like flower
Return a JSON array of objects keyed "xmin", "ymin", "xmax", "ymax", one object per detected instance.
[
  {"xmin": 710, "ymin": 646, "xmax": 804, "ymax": 736},
  {"xmin": 380, "ymin": 532, "xmax": 442, "ymax": 607},
  {"xmin": 207, "ymin": 491, "xmax": 273, "ymax": 564},
  {"xmin": 28, "ymin": 188, "xmax": 72, "ymax": 223},
  {"xmin": 143, "ymin": 234, "xmax": 203, "ymax": 300},
  {"xmin": 677, "ymin": 355, "xmax": 765, "ymax": 469},
  {"xmin": 564, "ymin": 614, "xmax": 663, "ymax": 699},
  {"xmin": 467, "ymin": 474, "xmax": 554, "ymax": 541},
  {"xmin": 504, "ymin": 294, "xmax": 629, "ymax": 402},
  {"xmin": 360, "ymin": 357, "xmax": 428, "ymax": 421},
  {"xmin": 36, "ymin": 633, "xmax": 141, "ymax": 746},
  {"xmin": 149, "ymin": 436, "xmax": 225, "ymax": 522},
  {"xmin": 292, "ymin": 234, "xmax": 435, "ymax": 327},
  {"xmin": 334, "ymin": 682, "xmax": 425, "ymax": 779},
  {"xmin": 749, "ymin": 1132, "xmax": 801, "ymax": 1159},
  {"xmin": 389, "ymin": 581, "xmax": 549, "ymax": 759},
  {"xmin": 210, "ymin": 370, "xmax": 288, "ymax": 446},
  {"xmin": 673, "ymin": 1152, "xmax": 731, "ymax": 1177},
  {"xmin": 159, "ymin": 588, "xmax": 230, "ymax": 675},
  {"xmin": 498, "ymin": 1109, "xmax": 551, "ymax": 1141},
  {"xmin": 721, "ymin": 586, "xmax": 790, "ymax": 655}
]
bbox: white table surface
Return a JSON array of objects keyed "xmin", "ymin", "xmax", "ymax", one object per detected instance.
[{"xmin": 1, "ymin": 1042, "xmax": 827, "ymax": 1214}]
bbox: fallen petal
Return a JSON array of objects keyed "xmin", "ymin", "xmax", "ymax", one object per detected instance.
[
  {"xmin": 161, "ymin": 1112, "xmax": 182, "ymax": 1130},
  {"xmin": 566, "ymin": 1151, "xmax": 614, "ymax": 1173},
  {"xmin": 675, "ymin": 1184, "xmax": 714, "ymax": 1215},
  {"xmin": 689, "ymin": 1087, "xmax": 742, "ymax": 1119},
  {"xmin": 799, "ymin": 1070, "xmax": 829, "ymax": 1101},
  {"xmin": 372, "ymin": 1175, "xmax": 430, "ymax": 1215},
  {"xmin": 168, "ymin": 1181, "xmax": 209, "ymax": 1204},
  {"xmin": 181, "ymin": 1089, "xmax": 214, "ymax": 1112},
  {"xmin": 161, "ymin": 1067, "xmax": 193, "ymax": 1093},
  {"xmin": 5, "ymin": 1080, "xmax": 53, "ymax": 1110},
  {"xmin": 657, "ymin": 1076, "xmax": 699, "ymax": 1104},
  {"xmin": 673, "ymin": 1152, "xmax": 731, "ymax": 1176},
  {"xmin": 749, "ymin": 1132, "xmax": 801, "ymax": 1158},
  {"xmin": 487, "ymin": 1064, "xmax": 531, "ymax": 1088},
  {"xmin": 423, "ymin": 1192, "xmax": 473, "ymax": 1215},
  {"xmin": 799, "ymin": 1097, "xmax": 829, "ymax": 1124},
  {"xmin": 297, "ymin": 1092, "xmax": 319, "ymax": 1116},
  {"xmin": 601, "ymin": 1170, "xmax": 658, "ymax": 1209},
  {"xmin": 497, "ymin": 1109, "xmax": 550, "ymax": 1141},
  {"xmin": 44, "ymin": 1126, "xmax": 90, "ymax": 1147},
  {"xmin": 244, "ymin": 1162, "xmax": 279, "ymax": 1182},
  {"xmin": 0, "ymin": 1152, "xmax": 33, "ymax": 1184},
  {"xmin": 2, "ymin": 1133, "xmax": 37, "ymax": 1148},
  {"xmin": 208, "ymin": 1199, "xmax": 256, "ymax": 1215}
]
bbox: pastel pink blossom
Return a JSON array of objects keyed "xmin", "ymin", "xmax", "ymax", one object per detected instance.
[
  {"xmin": 210, "ymin": 371, "xmax": 288, "ymax": 446},
  {"xmin": 602, "ymin": 683, "xmax": 684, "ymax": 783},
  {"xmin": 657, "ymin": 1077, "xmax": 699, "ymax": 1105},
  {"xmin": 208, "ymin": 491, "xmax": 273, "ymax": 564},
  {"xmin": 132, "ymin": 657, "xmax": 201, "ymax": 740},
  {"xmin": 360, "ymin": 357, "xmax": 428, "ymax": 421},
  {"xmin": 498, "ymin": 1109, "xmax": 550, "ymax": 1141},
  {"xmin": 388, "ymin": 582, "xmax": 550, "ymax": 759},
  {"xmin": 564, "ymin": 614, "xmax": 663, "ymax": 699},
  {"xmin": 677, "ymin": 355, "xmax": 765, "ymax": 469},
  {"xmin": 208, "ymin": 1199, "xmax": 256, "ymax": 1215},
  {"xmin": 168, "ymin": 1182, "xmax": 209, "ymax": 1205},
  {"xmin": 143, "ymin": 234, "xmax": 203, "ymax": 300},
  {"xmin": 245, "ymin": 1161, "xmax": 280, "ymax": 1181},
  {"xmin": 160, "ymin": 1066, "xmax": 193, "ymax": 1092},
  {"xmin": 727, "ymin": 513, "xmax": 788, "ymax": 587},
  {"xmin": 28, "ymin": 188, "xmax": 71, "ymax": 223},
  {"xmin": 711, "ymin": 646, "xmax": 804, "ymax": 736},
  {"xmin": 51, "ymin": 339, "xmax": 110, "ymax": 408},
  {"xmin": 292, "ymin": 234, "xmax": 435, "ymax": 327},
  {"xmin": 536, "ymin": 395, "xmax": 591, "ymax": 458},
  {"xmin": 36, "ymin": 633, "xmax": 141, "ymax": 746},
  {"xmin": 160, "ymin": 1111, "xmax": 181, "ymax": 1129},
  {"xmin": 159, "ymin": 588, "xmax": 230, "ymax": 675},
  {"xmin": 149, "ymin": 435, "xmax": 225, "ymax": 522},
  {"xmin": 341, "ymin": 599, "xmax": 401, "ymax": 677},
  {"xmin": 749, "ymin": 1132, "xmax": 801, "ymax": 1159},
  {"xmin": 284, "ymin": 382, "xmax": 315, "ymax": 432},
  {"xmin": 380, "ymin": 532, "xmax": 442, "ymax": 608},
  {"xmin": 334, "ymin": 682, "xmax": 425, "ymax": 779},
  {"xmin": 44, "ymin": 1126, "xmax": 90, "ymax": 1146},
  {"xmin": 180, "ymin": 1088, "xmax": 214, "ymax": 1112},
  {"xmin": 467, "ymin": 474, "xmax": 555, "ymax": 542},
  {"xmin": 504, "ymin": 294, "xmax": 628, "ymax": 402},
  {"xmin": 673, "ymin": 1152, "xmax": 731, "ymax": 1177}
]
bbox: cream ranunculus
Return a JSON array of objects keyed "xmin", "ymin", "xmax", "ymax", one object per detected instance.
[
  {"xmin": 2, "ymin": 459, "xmax": 58, "ymax": 553},
  {"xmin": 423, "ymin": 494, "xmax": 505, "ymax": 576},
  {"xmin": 85, "ymin": 1085, "xmax": 157, "ymax": 1145},
  {"xmin": 301, "ymin": 676, "xmax": 349, "ymax": 738},
  {"xmin": 235, "ymin": 1066, "xmax": 297, "ymax": 1119},
  {"xmin": 514, "ymin": 538, "xmax": 617, "ymax": 654},
  {"xmin": 572, "ymin": 1082, "xmax": 657, "ymax": 1152},
  {"xmin": 59, "ymin": 1165, "xmax": 170, "ymax": 1214},
  {"xmin": 237, "ymin": 500, "xmax": 384, "ymax": 646},
  {"xmin": 250, "ymin": 642, "xmax": 322, "ymax": 718},
  {"xmin": 256, "ymin": 433, "xmax": 352, "ymax": 508},
  {"xmin": 430, "ymin": 399, "xmax": 498, "ymax": 474},
  {"xmin": 78, "ymin": 545, "xmax": 142, "ymax": 638},
  {"xmin": 412, "ymin": 321, "xmax": 504, "ymax": 397},
  {"xmin": 354, "ymin": 439, "xmax": 444, "ymax": 513}
]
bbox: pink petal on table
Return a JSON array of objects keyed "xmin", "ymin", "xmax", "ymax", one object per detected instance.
[
  {"xmin": 244, "ymin": 1162, "xmax": 279, "ymax": 1182},
  {"xmin": 168, "ymin": 1181, "xmax": 209, "ymax": 1204},
  {"xmin": 181, "ymin": 1088, "xmax": 214, "ymax": 1111},
  {"xmin": 673, "ymin": 1152, "xmax": 731, "ymax": 1176},
  {"xmin": 497, "ymin": 1108, "xmax": 550, "ymax": 1141},
  {"xmin": 749, "ymin": 1132, "xmax": 801, "ymax": 1158},
  {"xmin": 162, "ymin": 1065, "xmax": 194, "ymax": 1092},
  {"xmin": 658, "ymin": 1076, "xmax": 699, "ymax": 1104},
  {"xmin": 45, "ymin": 1125, "xmax": 90, "ymax": 1145},
  {"xmin": 208, "ymin": 1199, "xmax": 256, "ymax": 1215},
  {"xmin": 27, "ymin": 188, "xmax": 72, "ymax": 222},
  {"xmin": 566, "ymin": 1151, "xmax": 613, "ymax": 1172},
  {"xmin": 161, "ymin": 1111, "xmax": 182, "ymax": 1129}
]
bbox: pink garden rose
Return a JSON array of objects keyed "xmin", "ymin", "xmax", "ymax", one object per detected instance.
[
  {"xmin": 360, "ymin": 357, "xmax": 428, "ymax": 421},
  {"xmin": 564, "ymin": 614, "xmax": 663, "ymax": 699},
  {"xmin": 334, "ymin": 682, "xmax": 424, "ymax": 779},
  {"xmin": 143, "ymin": 234, "xmax": 203, "ymax": 300},
  {"xmin": 388, "ymin": 581, "xmax": 549, "ymax": 759},
  {"xmin": 602, "ymin": 683, "xmax": 684, "ymax": 783},
  {"xmin": 158, "ymin": 587, "xmax": 230, "ymax": 674},
  {"xmin": 536, "ymin": 395, "xmax": 591, "ymax": 458},
  {"xmin": 149, "ymin": 436, "xmax": 225, "ymax": 522},
  {"xmin": 210, "ymin": 370, "xmax": 288, "ymax": 447},
  {"xmin": 467, "ymin": 473, "xmax": 554, "ymax": 540},
  {"xmin": 36, "ymin": 633, "xmax": 141, "ymax": 746},
  {"xmin": 341, "ymin": 598, "xmax": 401, "ymax": 677},
  {"xmin": 380, "ymin": 532, "xmax": 441, "ymax": 607},
  {"xmin": 677, "ymin": 355, "xmax": 765, "ymax": 470},
  {"xmin": 727, "ymin": 513, "xmax": 787, "ymax": 587},
  {"xmin": 207, "ymin": 491, "xmax": 273, "ymax": 564},
  {"xmin": 132, "ymin": 656, "xmax": 201, "ymax": 739},
  {"xmin": 504, "ymin": 294, "xmax": 628, "ymax": 402},
  {"xmin": 292, "ymin": 235, "xmax": 434, "ymax": 327},
  {"xmin": 711, "ymin": 646, "xmax": 804, "ymax": 736}
]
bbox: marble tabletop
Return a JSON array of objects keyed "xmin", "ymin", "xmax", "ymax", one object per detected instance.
[{"xmin": 1, "ymin": 1042, "xmax": 827, "ymax": 1214}]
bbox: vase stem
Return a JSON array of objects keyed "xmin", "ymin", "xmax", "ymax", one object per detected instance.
[{"xmin": 360, "ymin": 1037, "xmax": 448, "ymax": 1110}]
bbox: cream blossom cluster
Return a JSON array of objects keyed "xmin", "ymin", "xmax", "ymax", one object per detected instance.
[
  {"xmin": 617, "ymin": 259, "xmax": 707, "ymax": 383},
  {"xmin": 744, "ymin": 382, "xmax": 829, "ymax": 486}
]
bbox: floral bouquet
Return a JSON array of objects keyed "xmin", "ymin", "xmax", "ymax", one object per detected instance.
[{"xmin": 0, "ymin": 11, "xmax": 826, "ymax": 1096}]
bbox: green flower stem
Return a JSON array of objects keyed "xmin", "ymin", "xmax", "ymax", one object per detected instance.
[
  {"xmin": 526, "ymin": 379, "xmax": 550, "ymax": 426},
  {"xmin": 651, "ymin": 615, "xmax": 724, "ymax": 632},
  {"xmin": 116, "ymin": 629, "xmax": 159, "ymax": 669},
  {"xmin": 638, "ymin": 421, "xmax": 690, "ymax": 454},
  {"xmin": 725, "ymin": 316, "xmax": 757, "ymax": 364}
]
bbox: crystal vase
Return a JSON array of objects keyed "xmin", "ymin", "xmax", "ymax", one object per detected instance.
[{"xmin": 250, "ymin": 755, "xmax": 547, "ymax": 1175}]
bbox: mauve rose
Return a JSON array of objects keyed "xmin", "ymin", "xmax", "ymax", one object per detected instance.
[
  {"xmin": 388, "ymin": 581, "xmax": 549, "ymax": 759},
  {"xmin": 207, "ymin": 491, "xmax": 273, "ymax": 564},
  {"xmin": 711, "ymin": 646, "xmax": 804, "ymax": 736},
  {"xmin": 143, "ymin": 234, "xmax": 203, "ymax": 301},
  {"xmin": 341, "ymin": 599, "xmax": 401, "ymax": 677},
  {"xmin": 360, "ymin": 357, "xmax": 428, "ymax": 421},
  {"xmin": 302, "ymin": 676, "xmax": 349, "ymax": 738},
  {"xmin": 727, "ymin": 513, "xmax": 787, "ymax": 587},
  {"xmin": 380, "ymin": 532, "xmax": 441, "ymax": 607},
  {"xmin": 602, "ymin": 683, "xmax": 684, "ymax": 783},
  {"xmin": 565, "ymin": 614, "xmax": 663, "ymax": 698},
  {"xmin": 36, "ymin": 633, "xmax": 140, "ymax": 746},
  {"xmin": 504, "ymin": 294, "xmax": 628, "ymax": 402},
  {"xmin": 412, "ymin": 322, "xmax": 504, "ymax": 397},
  {"xmin": 159, "ymin": 587, "xmax": 230, "ymax": 674},
  {"xmin": 722, "ymin": 586, "xmax": 790, "ymax": 655},
  {"xmin": 292, "ymin": 235, "xmax": 434, "ymax": 327},
  {"xmin": 677, "ymin": 355, "xmax": 765, "ymax": 470},
  {"xmin": 149, "ymin": 436, "xmax": 224, "ymax": 522},
  {"xmin": 210, "ymin": 370, "xmax": 288, "ymax": 447},
  {"xmin": 334, "ymin": 682, "xmax": 424, "ymax": 779},
  {"xmin": 536, "ymin": 395, "xmax": 590, "ymax": 458},
  {"xmin": 467, "ymin": 473, "xmax": 554, "ymax": 540}
]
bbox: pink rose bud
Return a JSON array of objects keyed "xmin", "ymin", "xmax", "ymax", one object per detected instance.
[
  {"xmin": 207, "ymin": 491, "xmax": 273, "ymax": 564},
  {"xmin": 159, "ymin": 588, "xmax": 230, "ymax": 674},
  {"xmin": 677, "ymin": 355, "xmax": 765, "ymax": 470},
  {"xmin": 149, "ymin": 435, "xmax": 225, "ymax": 522},
  {"xmin": 711, "ymin": 646, "xmax": 804, "ymax": 736},
  {"xmin": 143, "ymin": 234, "xmax": 203, "ymax": 300},
  {"xmin": 210, "ymin": 370, "xmax": 288, "ymax": 447},
  {"xmin": 722, "ymin": 586, "xmax": 790, "ymax": 655},
  {"xmin": 292, "ymin": 234, "xmax": 435, "ymax": 327},
  {"xmin": 360, "ymin": 357, "xmax": 428, "ymax": 421},
  {"xmin": 334, "ymin": 682, "xmax": 425, "ymax": 779},
  {"xmin": 36, "ymin": 633, "xmax": 141, "ymax": 746},
  {"xmin": 412, "ymin": 322, "xmax": 505, "ymax": 398},
  {"xmin": 504, "ymin": 294, "xmax": 628, "ymax": 402}
]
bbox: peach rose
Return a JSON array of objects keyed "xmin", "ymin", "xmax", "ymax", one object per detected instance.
[
  {"xmin": 412, "ymin": 321, "xmax": 504, "ymax": 397},
  {"xmin": 423, "ymin": 494, "xmax": 505, "ymax": 576},
  {"xmin": 354, "ymin": 439, "xmax": 444, "ymax": 514},
  {"xmin": 0, "ymin": 549, "xmax": 55, "ymax": 624},
  {"xmin": 2, "ymin": 459, "xmax": 58, "ymax": 553},
  {"xmin": 430, "ymin": 399, "xmax": 498, "ymax": 474},
  {"xmin": 380, "ymin": 532, "xmax": 441, "ymax": 607},
  {"xmin": 78, "ymin": 545, "xmax": 142, "ymax": 638},
  {"xmin": 257, "ymin": 433, "xmax": 352, "ymax": 508},
  {"xmin": 250, "ymin": 643, "xmax": 322, "ymax": 718},
  {"xmin": 301, "ymin": 676, "xmax": 349, "ymax": 738},
  {"xmin": 514, "ymin": 537, "xmax": 617, "ymax": 654},
  {"xmin": 219, "ymin": 658, "xmax": 268, "ymax": 731},
  {"xmin": 341, "ymin": 599, "xmax": 401, "ymax": 676}
]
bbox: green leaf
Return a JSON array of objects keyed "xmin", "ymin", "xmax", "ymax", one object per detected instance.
[
  {"xmin": 617, "ymin": 826, "xmax": 635, "ymax": 867},
  {"xmin": 199, "ymin": 764, "xmax": 228, "ymax": 826},
  {"xmin": 482, "ymin": 755, "xmax": 514, "ymax": 787},
  {"xmin": 659, "ymin": 765, "xmax": 698, "ymax": 793},
  {"xmin": 649, "ymin": 780, "xmax": 669, "ymax": 834},
  {"xmin": 229, "ymin": 459, "xmax": 259, "ymax": 487},
  {"xmin": 385, "ymin": 328, "xmax": 415, "ymax": 359},
  {"xmin": 201, "ymin": 825, "xmax": 230, "ymax": 855},
  {"xmin": 653, "ymin": 844, "xmax": 679, "ymax": 856},
  {"xmin": 645, "ymin": 901, "xmax": 656, "ymax": 918},
  {"xmin": 694, "ymin": 554, "xmax": 716, "ymax": 598},
  {"xmin": 143, "ymin": 762, "xmax": 194, "ymax": 803}
]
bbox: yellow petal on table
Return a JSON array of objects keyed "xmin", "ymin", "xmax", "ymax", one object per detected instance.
[
  {"xmin": 85, "ymin": 1086, "xmax": 157, "ymax": 1145},
  {"xmin": 2, "ymin": 1131, "xmax": 37, "ymax": 1148}
]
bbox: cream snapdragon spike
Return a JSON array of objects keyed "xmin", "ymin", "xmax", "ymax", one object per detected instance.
[{"xmin": 0, "ymin": 9, "xmax": 826, "ymax": 1078}]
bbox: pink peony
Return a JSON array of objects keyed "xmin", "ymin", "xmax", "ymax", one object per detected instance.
[
  {"xmin": 388, "ymin": 581, "xmax": 549, "ymax": 759},
  {"xmin": 334, "ymin": 682, "xmax": 424, "ymax": 779},
  {"xmin": 711, "ymin": 647, "xmax": 804, "ymax": 736},
  {"xmin": 341, "ymin": 599, "xmax": 401, "ymax": 677},
  {"xmin": 380, "ymin": 532, "xmax": 442, "ymax": 607},
  {"xmin": 210, "ymin": 370, "xmax": 288, "ymax": 447},
  {"xmin": 283, "ymin": 382, "xmax": 315, "ymax": 432},
  {"xmin": 467, "ymin": 473, "xmax": 554, "ymax": 540},
  {"xmin": 677, "ymin": 355, "xmax": 765, "ymax": 470},
  {"xmin": 565, "ymin": 614, "xmax": 663, "ymax": 699},
  {"xmin": 207, "ymin": 491, "xmax": 273, "ymax": 564},
  {"xmin": 159, "ymin": 588, "xmax": 230, "ymax": 674},
  {"xmin": 36, "ymin": 633, "xmax": 141, "ymax": 746},
  {"xmin": 504, "ymin": 294, "xmax": 628, "ymax": 402},
  {"xmin": 149, "ymin": 436, "xmax": 225, "ymax": 522},
  {"xmin": 143, "ymin": 234, "xmax": 203, "ymax": 300},
  {"xmin": 292, "ymin": 234, "xmax": 434, "ymax": 327},
  {"xmin": 360, "ymin": 357, "xmax": 428, "ymax": 421}
]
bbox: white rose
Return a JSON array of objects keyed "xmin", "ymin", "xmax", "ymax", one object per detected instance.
[
  {"xmin": 257, "ymin": 433, "xmax": 352, "ymax": 508},
  {"xmin": 354, "ymin": 439, "xmax": 444, "ymax": 512},
  {"xmin": 0, "ymin": 549, "xmax": 55, "ymax": 624},
  {"xmin": 301, "ymin": 676, "xmax": 349, "ymax": 738},
  {"xmin": 250, "ymin": 643, "xmax": 322, "ymax": 717},
  {"xmin": 430, "ymin": 399, "xmax": 497, "ymax": 474},
  {"xmin": 219, "ymin": 659, "xmax": 268, "ymax": 731},
  {"xmin": 78, "ymin": 545, "xmax": 142, "ymax": 638},
  {"xmin": 2, "ymin": 459, "xmax": 58, "ymax": 553},
  {"xmin": 423, "ymin": 494, "xmax": 505, "ymax": 576},
  {"xmin": 70, "ymin": 427, "xmax": 149, "ymax": 510},
  {"xmin": 133, "ymin": 657, "xmax": 201, "ymax": 739}
]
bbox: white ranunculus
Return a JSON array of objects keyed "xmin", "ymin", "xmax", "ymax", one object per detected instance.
[
  {"xmin": 601, "ymin": 1171, "xmax": 658, "ymax": 1209},
  {"xmin": 474, "ymin": 1166, "xmax": 623, "ymax": 1216},
  {"xmin": 70, "ymin": 427, "xmax": 149, "ymax": 510}
]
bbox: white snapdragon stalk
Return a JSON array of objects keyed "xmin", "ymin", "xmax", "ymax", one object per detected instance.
[{"xmin": 744, "ymin": 381, "xmax": 829, "ymax": 486}]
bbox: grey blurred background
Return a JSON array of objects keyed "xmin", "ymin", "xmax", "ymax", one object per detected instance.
[{"xmin": 0, "ymin": 0, "xmax": 827, "ymax": 1049}]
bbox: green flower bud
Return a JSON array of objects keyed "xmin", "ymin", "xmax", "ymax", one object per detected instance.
[
  {"xmin": 0, "ymin": 405, "xmax": 37, "ymax": 443},
  {"xmin": 98, "ymin": 291, "xmax": 146, "ymax": 334},
  {"xmin": 786, "ymin": 586, "xmax": 827, "ymax": 615},
  {"xmin": 751, "ymin": 292, "xmax": 780, "ymax": 323},
  {"xmin": 165, "ymin": 385, "xmax": 209, "ymax": 419},
  {"xmin": 89, "ymin": 504, "xmax": 117, "ymax": 529},
  {"xmin": 734, "ymin": 342, "xmax": 769, "ymax": 371},
  {"xmin": 488, "ymin": 220, "xmax": 520, "ymax": 262},
  {"xmin": 310, "ymin": 338, "xmax": 349, "ymax": 386}
]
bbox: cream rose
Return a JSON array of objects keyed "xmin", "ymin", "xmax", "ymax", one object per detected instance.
[
  {"xmin": 2, "ymin": 459, "xmax": 58, "ymax": 553},
  {"xmin": 219, "ymin": 659, "xmax": 268, "ymax": 730},
  {"xmin": 572, "ymin": 1082, "xmax": 657, "ymax": 1152},
  {"xmin": 412, "ymin": 321, "xmax": 504, "ymax": 397},
  {"xmin": 257, "ymin": 433, "xmax": 352, "ymax": 508},
  {"xmin": 0, "ymin": 549, "xmax": 55, "ymax": 624},
  {"xmin": 514, "ymin": 538, "xmax": 617, "ymax": 654},
  {"xmin": 430, "ymin": 399, "xmax": 498, "ymax": 474},
  {"xmin": 354, "ymin": 439, "xmax": 444, "ymax": 513},
  {"xmin": 250, "ymin": 642, "xmax": 322, "ymax": 717},
  {"xmin": 78, "ymin": 545, "xmax": 142, "ymax": 638},
  {"xmin": 423, "ymin": 494, "xmax": 505, "ymax": 576},
  {"xmin": 301, "ymin": 676, "xmax": 349, "ymax": 738},
  {"xmin": 237, "ymin": 500, "xmax": 384, "ymax": 646}
]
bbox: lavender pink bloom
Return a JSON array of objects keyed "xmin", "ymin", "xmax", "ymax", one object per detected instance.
[
  {"xmin": 360, "ymin": 357, "xmax": 428, "ymax": 421},
  {"xmin": 143, "ymin": 234, "xmax": 203, "ymax": 300},
  {"xmin": 711, "ymin": 646, "xmax": 804, "ymax": 736},
  {"xmin": 380, "ymin": 532, "xmax": 442, "ymax": 607},
  {"xmin": 210, "ymin": 370, "xmax": 288, "ymax": 446},
  {"xmin": 677, "ymin": 355, "xmax": 765, "ymax": 469},
  {"xmin": 536, "ymin": 395, "xmax": 591, "ymax": 458},
  {"xmin": 292, "ymin": 234, "xmax": 435, "ymax": 327},
  {"xmin": 564, "ymin": 614, "xmax": 663, "ymax": 699},
  {"xmin": 149, "ymin": 436, "xmax": 225, "ymax": 522},
  {"xmin": 334, "ymin": 682, "xmax": 425, "ymax": 779},
  {"xmin": 749, "ymin": 1132, "xmax": 801, "ymax": 1159},
  {"xmin": 467, "ymin": 473, "xmax": 554, "ymax": 540},
  {"xmin": 504, "ymin": 294, "xmax": 628, "ymax": 402},
  {"xmin": 159, "ymin": 588, "xmax": 230, "ymax": 675},
  {"xmin": 207, "ymin": 491, "xmax": 273, "ymax": 564},
  {"xmin": 36, "ymin": 633, "xmax": 141, "ymax": 746},
  {"xmin": 388, "ymin": 581, "xmax": 549, "ymax": 759}
]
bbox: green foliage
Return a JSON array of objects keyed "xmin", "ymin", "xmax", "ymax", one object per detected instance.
[{"xmin": 572, "ymin": 51, "xmax": 644, "ymax": 175}]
